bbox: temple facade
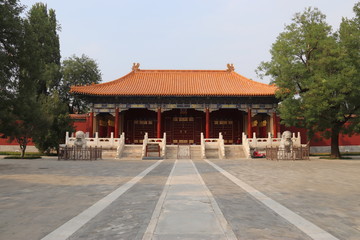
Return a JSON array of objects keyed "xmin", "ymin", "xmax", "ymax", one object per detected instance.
[{"xmin": 70, "ymin": 64, "xmax": 280, "ymax": 145}]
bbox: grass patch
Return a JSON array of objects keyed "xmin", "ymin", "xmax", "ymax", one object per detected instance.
[
  {"xmin": 3, "ymin": 156, "xmax": 42, "ymax": 159},
  {"xmin": 44, "ymin": 153, "xmax": 58, "ymax": 156},
  {"xmin": 319, "ymin": 156, "xmax": 353, "ymax": 160},
  {"xmin": 311, "ymin": 152, "xmax": 360, "ymax": 157},
  {"xmin": 0, "ymin": 151, "xmax": 57, "ymax": 156},
  {"xmin": 0, "ymin": 151, "xmax": 41, "ymax": 155}
]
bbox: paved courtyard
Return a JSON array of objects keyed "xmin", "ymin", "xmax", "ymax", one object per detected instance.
[{"xmin": 0, "ymin": 156, "xmax": 359, "ymax": 240}]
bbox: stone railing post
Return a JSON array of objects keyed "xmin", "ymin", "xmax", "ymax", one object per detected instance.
[
  {"xmin": 218, "ymin": 132, "xmax": 225, "ymax": 159},
  {"xmin": 95, "ymin": 132, "xmax": 99, "ymax": 146},
  {"xmin": 200, "ymin": 132, "xmax": 205, "ymax": 159},
  {"xmin": 242, "ymin": 132, "xmax": 251, "ymax": 159},
  {"xmin": 141, "ymin": 132, "xmax": 148, "ymax": 158},
  {"xmin": 65, "ymin": 131, "xmax": 69, "ymax": 145},
  {"xmin": 162, "ymin": 132, "xmax": 166, "ymax": 158},
  {"xmin": 110, "ymin": 132, "xmax": 114, "ymax": 148},
  {"xmin": 267, "ymin": 132, "xmax": 272, "ymax": 147},
  {"xmin": 116, "ymin": 132, "xmax": 125, "ymax": 159}
]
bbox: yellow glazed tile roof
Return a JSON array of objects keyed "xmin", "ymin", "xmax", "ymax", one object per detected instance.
[{"xmin": 70, "ymin": 69, "xmax": 276, "ymax": 97}]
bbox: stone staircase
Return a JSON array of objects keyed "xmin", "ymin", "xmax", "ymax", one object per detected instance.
[
  {"xmin": 166, "ymin": 145, "xmax": 178, "ymax": 159},
  {"xmin": 102, "ymin": 144, "xmax": 246, "ymax": 160},
  {"xmin": 190, "ymin": 145, "xmax": 201, "ymax": 159},
  {"xmin": 102, "ymin": 149, "xmax": 117, "ymax": 159},
  {"xmin": 177, "ymin": 145, "xmax": 190, "ymax": 159},
  {"xmin": 205, "ymin": 148, "xmax": 219, "ymax": 159},
  {"xmin": 119, "ymin": 145, "xmax": 142, "ymax": 159},
  {"xmin": 225, "ymin": 145, "xmax": 246, "ymax": 159}
]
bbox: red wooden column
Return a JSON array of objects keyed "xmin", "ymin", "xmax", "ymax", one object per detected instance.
[
  {"xmin": 89, "ymin": 111, "xmax": 94, "ymax": 137},
  {"xmin": 247, "ymin": 108, "xmax": 252, "ymax": 138},
  {"xmin": 114, "ymin": 108, "xmax": 119, "ymax": 138},
  {"xmin": 205, "ymin": 108, "xmax": 210, "ymax": 138},
  {"xmin": 157, "ymin": 108, "xmax": 162, "ymax": 138},
  {"xmin": 273, "ymin": 112, "xmax": 278, "ymax": 138}
]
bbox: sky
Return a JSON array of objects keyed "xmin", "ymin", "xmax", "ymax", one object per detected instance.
[{"xmin": 20, "ymin": 0, "xmax": 359, "ymax": 84}]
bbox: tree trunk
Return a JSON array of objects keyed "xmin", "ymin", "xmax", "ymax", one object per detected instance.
[
  {"xmin": 20, "ymin": 147, "xmax": 26, "ymax": 158},
  {"xmin": 17, "ymin": 137, "xmax": 28, "ymax": 159},
  {"xmin": 330, "ymin": 125, "xmax": 341, "ymax": 159},
  {"xmin": 20, "ymin": 143, "xmax": 27, "ymax": 158}
]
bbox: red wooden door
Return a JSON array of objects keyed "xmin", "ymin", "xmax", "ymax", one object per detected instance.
[
  {"xmin": 172, "ymin": 117, "xmax": 195, "ymax": 144},
  {"xmin": 212, "ymin": 120, "xmax": 234, "ymax": 144},
  {"xmin": 132, "ymin": 120, "xmax": 156, "ymax": 143}
]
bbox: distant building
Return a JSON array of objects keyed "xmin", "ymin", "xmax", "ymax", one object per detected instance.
[
  {"xmin": 2, "ymin": 64, "xmax": 359, "ymax": 154},
  {"xmin": 70, "ymin": 63, "xmax": 280, "ymax": 145}
]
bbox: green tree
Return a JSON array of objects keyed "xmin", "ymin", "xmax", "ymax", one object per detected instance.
[
  {"xmin": 33, "ymin": 92, "xmax": 73, "ymax": 154},
  {"xmin": 61, "ymin": 54, "xmax": 102, "ymax": 113},
  {"xmin": 258, "ymin": 5, "xmax": 360, "ymax": 158},
  {"xmin": 0, "ymin": 2, "xmax": 70, "ymax": 157},
  {"xmin": 22, "ymin": 3, "xmax": 72, "ymax": 155},
  {"xmin": 24, "ymin": 2, "xmax": 61, "ymax": 96},
  {"xmin": 5, "ymin": 2, "xmax": 63, "ymax": 157},
  {"xmin": 5, "ymin": 48, "xmax": 49, "ymax": 158},
  {"xmin": 0, "ymin": 0, "xmax": 24, "ymax": 132}
]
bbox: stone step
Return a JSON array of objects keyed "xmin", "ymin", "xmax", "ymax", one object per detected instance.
[
  {"xmin": 166, "ymin": 146, "xmax": 178, "ymax": 159},
  {"xmin": 177, "ymin": 145, "xmax": 190, "ymax": 159},
  {"xmin": 190, "ymin": 146, "xmax": 201, "ymax": 159},
  {"xmin": 225, "ymin": 145, "xmax": 246, "ymax": 159},
  {"xmin": 102, "ymin": 150, "xmax": 117, "ymax": 158},
  {"xmin": 104, "ymin": 144, "xmax": 246, "ymax": 160},
  {"xmin": 120, "ymin": 145, "xmax": 142, "ymax": 159},
  {"xmin": 205, "ymin": 148, "xmax": 219, "ymax": 159}
]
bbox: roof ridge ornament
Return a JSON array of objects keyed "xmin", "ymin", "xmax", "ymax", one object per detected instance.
[
  {"xmin": 132, "ymin": 62, "xmax": 140, "ymax": 72},
  {"xmin": 227, "ymin": 63, "xmax": 235, "ymax": 72}
]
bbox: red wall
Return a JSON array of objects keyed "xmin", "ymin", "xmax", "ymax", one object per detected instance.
[
  {"xmin": 3, "ymin": 113, "xmax": 360, "ymax": 147},
  {"xmin": 0, "ymin": 136, "xmax": 35, "ymax": 146},
  {"xmin": 0, "ymin": 114, "xmax": 89, "ymax": 147},
  {"xmin": 280, "ymin": 125, "xmax": 308, "ymax": 144},
  {"xmin": 70, "ymin": 114, "xmax": 91, "ymax": 134},
  {"xmin": 280, "ymin": 123, "xmax": 360, "ymax": 146},
  {"xmin": 311, "ymin": 132, "xmax": 360, "ymax": 146}
]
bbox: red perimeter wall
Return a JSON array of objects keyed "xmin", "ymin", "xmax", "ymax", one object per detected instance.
[
  {"xmin": 2, "ymin": 114, "xmax": 360, "ymax": 147},
  {"xmin": 0, "ymin": 137, "xmax": 34, "ymax": 146},
  {"xmin": 280, "ymin": 123, "xmax": 360, "ymax": 146},
  {"xmin": 0, "ymin": 114, "xmax": 89, "ymax": 147},
  {"xmin": 311, "ymin": 132, "xmax": 360, "ymax": 146}
]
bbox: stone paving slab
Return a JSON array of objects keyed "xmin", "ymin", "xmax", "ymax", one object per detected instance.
[
  {"xmin": 207, "ymin": 158, "xmax": 360, "ymax": 240},
  {"xmin": 71, "ymin": 160, "xmax": 175, "ymax": 240},
  {"xmin": 194, "ymin": 160, "xmax": 312, "ymax": 240},
  {"xmin": 0, "ymin": 158, "xmax": 155, "ymax": 240},
  {"xmin": 144, "ymin": 159, "xmax": 236, "ymax": 240},
  {"xmin": 1, "ymin": 157, "xmax": 359, "ymax": 240}
]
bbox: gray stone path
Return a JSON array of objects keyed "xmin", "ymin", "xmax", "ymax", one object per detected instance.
[
  {"xmin": 0, "ymin": 157, "xmax": 359, "ymax": 240},
  {"xmin": 143, "ymin": 159, "xmax": 236, "ymax": 240}
]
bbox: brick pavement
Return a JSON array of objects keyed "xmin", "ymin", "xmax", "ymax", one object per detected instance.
[{"xmin": 0, "ymin": 156, "xmax": 359, "ymax": 240}]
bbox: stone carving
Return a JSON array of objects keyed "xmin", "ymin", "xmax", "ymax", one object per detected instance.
[
  {"xmin": 227, "ymin": 63, "xmax": 235, "ymax": 72},
  {"xmin": 278, "ymin": 131, "xmax": 293, "ymax": 160},
  {"xmin": 74, "ymin": 131, "xmax": 87, "ymax": 148},
  {"xmin": 279, "ymin": 131, "xmax": 293, "ymax": 152},
  {"xmin": 132, "ymin": 62, "xmax": 140, "ymax": 72}
]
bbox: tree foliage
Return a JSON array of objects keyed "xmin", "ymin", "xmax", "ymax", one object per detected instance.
[
  {"xmin": 0, "ymin": 1, "xmax": 69, "ymax": 156},
  {"xmin": 7, "ymin": 75, "xmax": 48, "ymax": 158},
  {"xmin": 61, "ymin": 54, "xmax": 101, "ymax": 113},
  {"xmin": 258, "ymin": 5, "xmax": 360, "ymax": 158},
  {"xmin": 33, "ymin": 92, "xmax": 73, "ymax": 154},
  {"xmin": 21, "ymin": 3, "xmax": 73, "ymax": 154},
  {"xmin": 1, "ymin": 1, "xmax": 99, "ymax": 156},
  {"xmin": 0, "ymin": 0, "xmax": 23, "ymax": 132},
  {"xmin": 22, "ymin": 2, "xmax": 61, "ymax": 96}
]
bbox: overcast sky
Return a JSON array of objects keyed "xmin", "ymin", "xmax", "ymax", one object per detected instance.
[{"xmin": 20, "ymin": 0, "xmax": 358, "ymax": 84}]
